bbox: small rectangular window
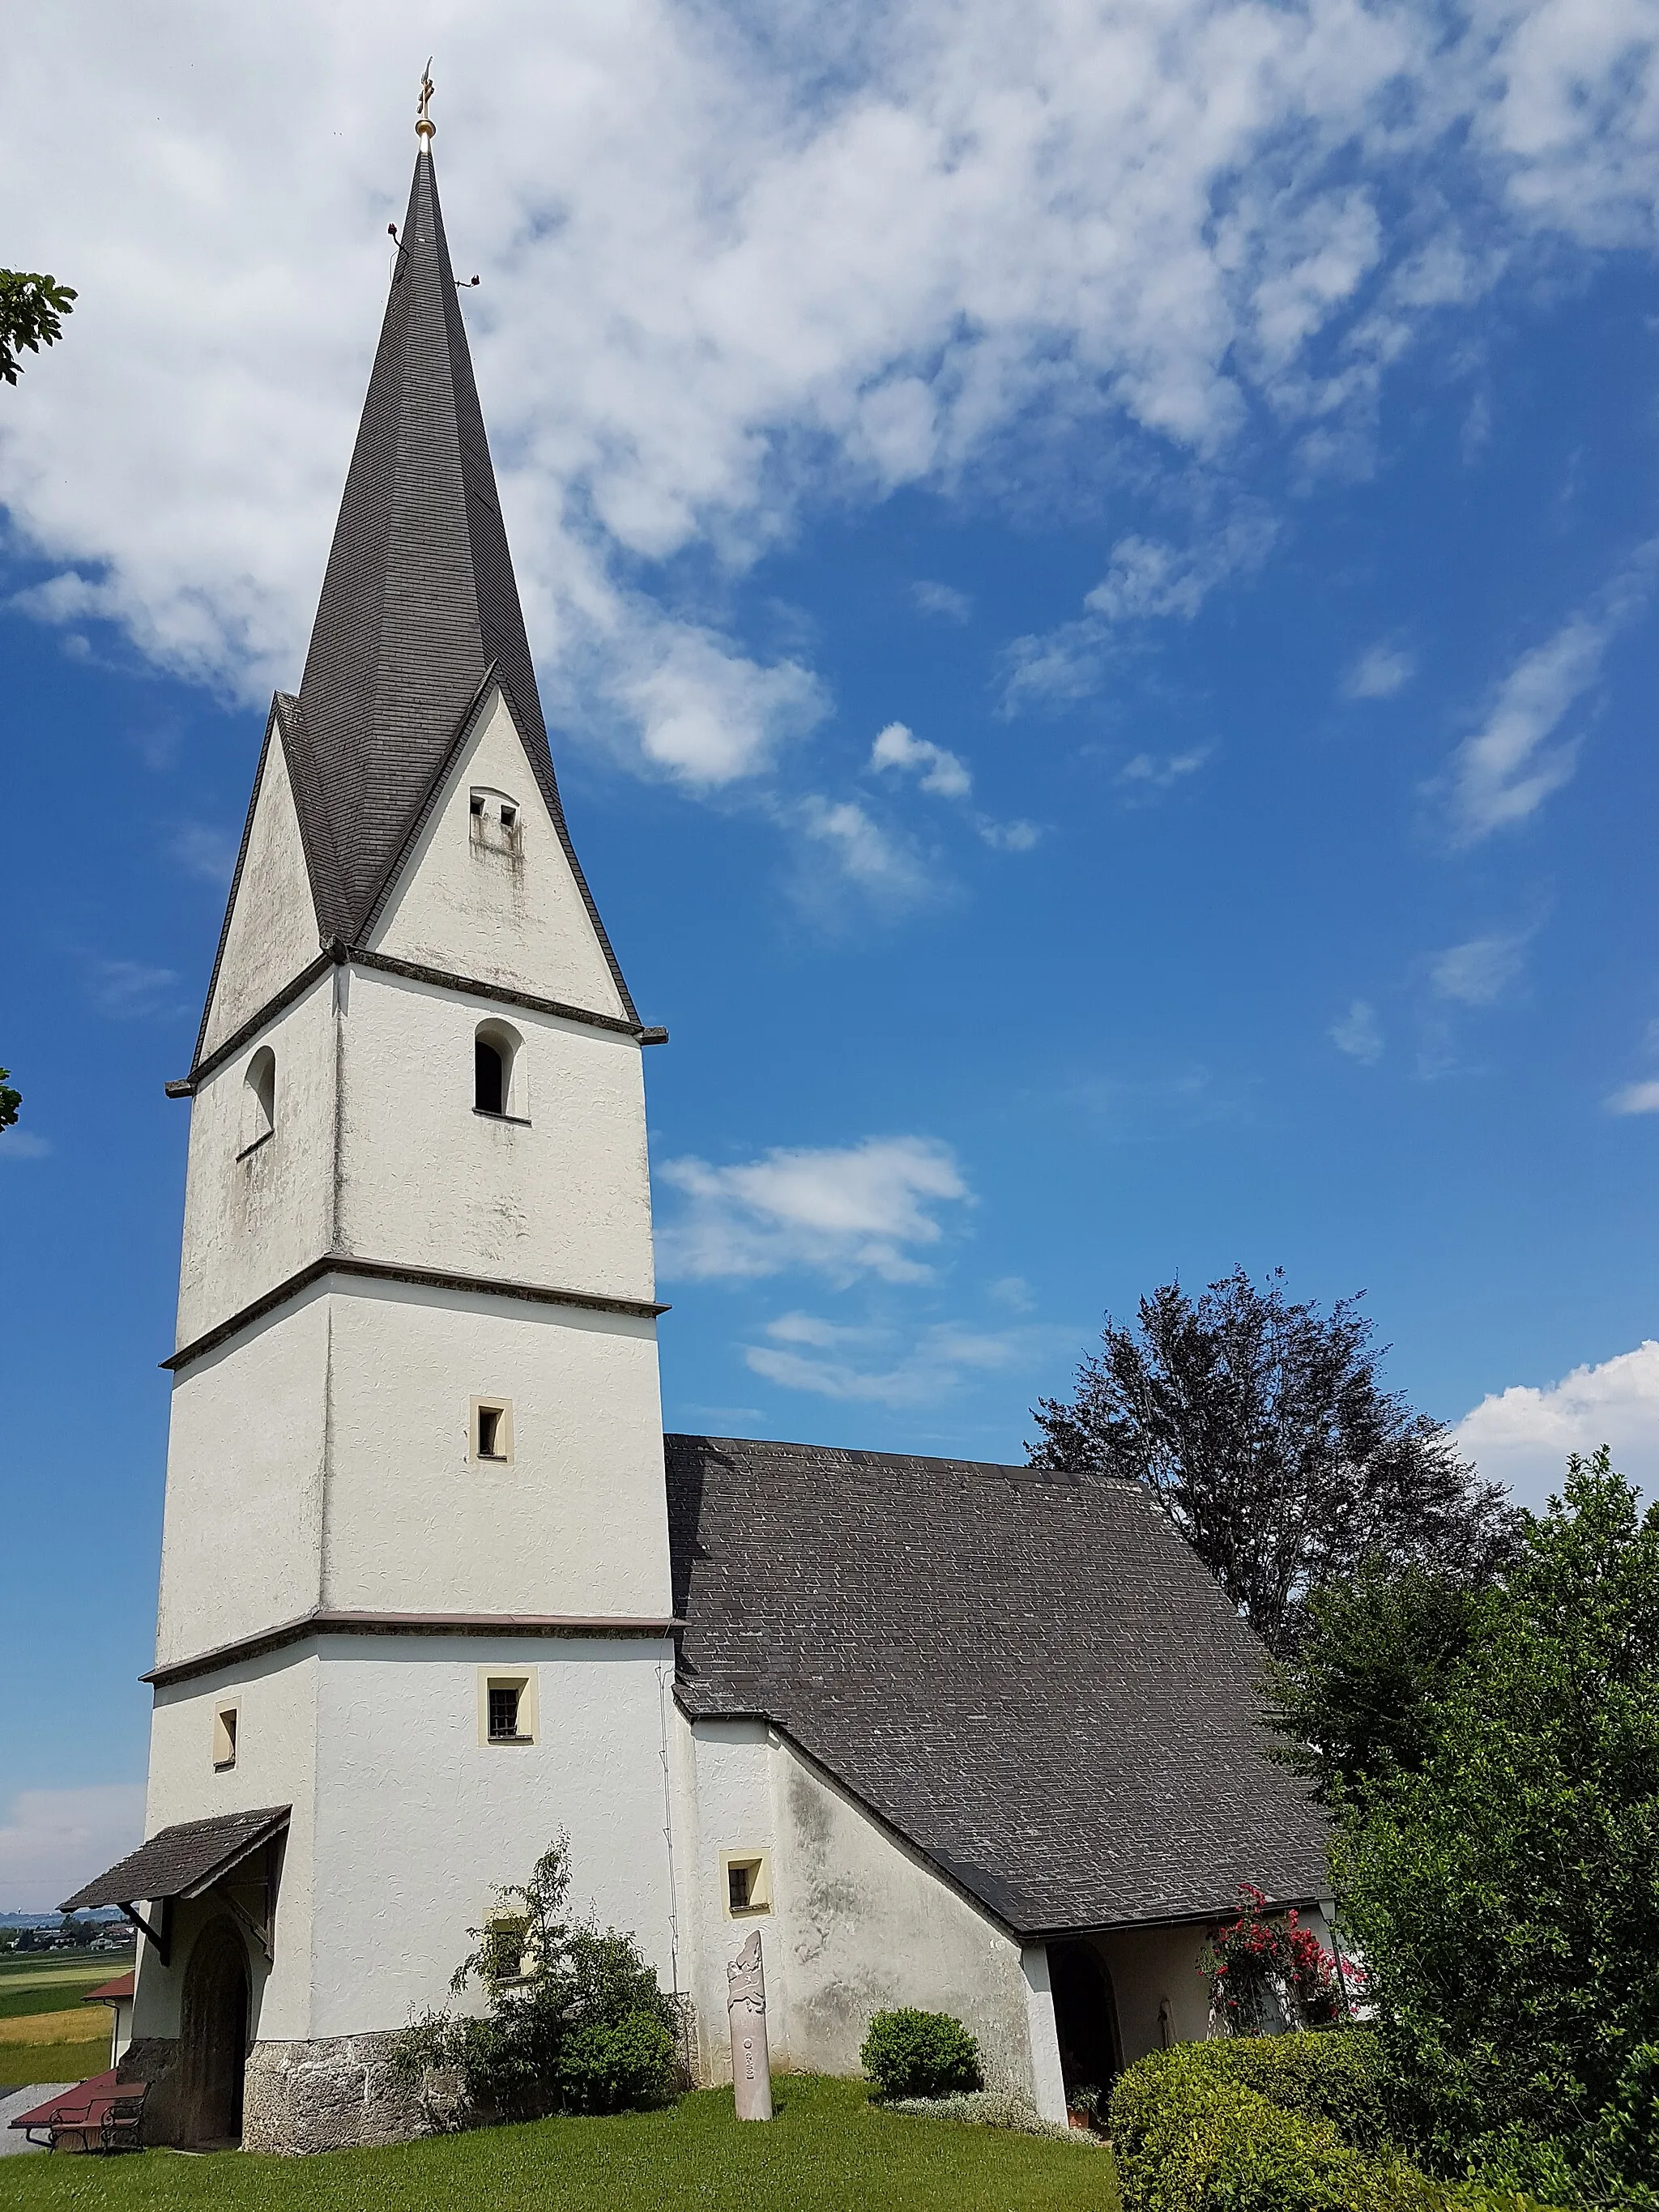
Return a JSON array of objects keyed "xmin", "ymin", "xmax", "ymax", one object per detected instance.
[
  {"xmin": 212, "ymin": 1703, "xmax": 239, "ymax": 1770},
  {"xmin": 722, "ymin": 1852, "xmax": 770, "ymax": 1918},
  {"xmin": 471, "ymin": 1397, "xmax": 513, "ymax": 1464},
  {"xmin": 499, "ymin": 803, "xmax": 518, "ymax": 829},
  {"xmin": 479, "ymin": 1669, "xmax": 536, "ymax": 1746},
  {"xmin": 470, "ymin": 791, "xmax": 486, "ymax": 816}
]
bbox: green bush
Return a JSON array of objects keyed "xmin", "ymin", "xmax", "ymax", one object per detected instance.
[
  {"xmin": 1107, "ymin": 2036, "xmax": 1575, "ymax": 2212},
  {"xmin": 554, "ymin": 2010, "xmax": 677, "ymax": 2115},
  {"xmin": 860, "ymin": 2009, "xmax": 983, "ymax": 2100},
  {"xmin": 390, "ymin": 1834, "xmax": 680, "ymax": 2123}
]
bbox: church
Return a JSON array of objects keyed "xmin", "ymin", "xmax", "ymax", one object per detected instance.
[{"xmin": 65, "ymin": 96, "xmax": 1330, "ymax": 2153}]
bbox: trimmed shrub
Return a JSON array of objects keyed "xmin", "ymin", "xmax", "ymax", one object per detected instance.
[
  {"xmin": 1112, "ymin": 2031, "xmax": 1388, "ymax": 2151},
  {"xmin": 861, "ymin": 2010, "xmax": 983, "ymax": 2100},
  {"xmin": 1107, "ymin": 2037, "xmax": 1575, "ymax": 2212},
  {"xmin": 553, "ymin": 2010, "xmax": 676, "ymax": 2115}
]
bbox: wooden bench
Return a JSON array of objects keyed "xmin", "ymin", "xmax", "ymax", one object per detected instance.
[{"xmin": 9, "ymin": 2070, "xmax": 147, "ymax": 2153}]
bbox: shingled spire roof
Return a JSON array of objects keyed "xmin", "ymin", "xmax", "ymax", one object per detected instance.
[{"xmin": 271, "ymin": 137, "xmax": 635, "ymax": 1012}]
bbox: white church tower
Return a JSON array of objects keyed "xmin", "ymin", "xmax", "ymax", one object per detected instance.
[{"xmin": 75, "ymin": 96, "xmax": 681, "ymax": 2150}]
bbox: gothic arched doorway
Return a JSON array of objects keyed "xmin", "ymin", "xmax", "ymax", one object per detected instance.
[
  {"xmin": 178, "ymin": 1918, "xmax": 249, "ymax": 2146},
  {"xmin": 1048, "ymin": 1939, "xmax": 1121, "ymax": 2102}
]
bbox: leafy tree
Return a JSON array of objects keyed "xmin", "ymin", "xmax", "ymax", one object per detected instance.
[
  {"xmin": 0, "ymin": 272, "xmax": 76, "ymax": 385},
  {"xmin": 1263, "ymin": 1561, "xmax": 1486, "ymax": 1805},
  {"xmin": 0, "ymin": 1068, "xmax": 19, "ymax": 1135},
  {"xmin": 392, "ymin": 1833, "xmax": 678, "ymax": 2122},
  {"xmin": 1335, "ymin": 1452, "xmax": 1659, "ymax": 2201},
  {"xmin": 1028, "ymin": 1268, "xmax": 1519, "ymax": 1656}
]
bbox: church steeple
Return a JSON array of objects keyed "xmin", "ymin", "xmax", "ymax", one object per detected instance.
[{"xmin": 279, "ymin": 87, "xmax": 634, "ymax": 1012}]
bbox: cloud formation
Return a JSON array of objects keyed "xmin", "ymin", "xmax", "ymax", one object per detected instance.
[
  {"xmin": 744, "ymin": 1310, "xmax": 1060, "ymax": 1408},
  {"xmin": 1442, "ymin": 550, "xmax": 1656, "ymax": 842},
  {"xmin": 1429, "ymin": 930, "xmax": 1529, "ymax": 1006},
  {"xmin": 1607, "ymin": 1080, "xmax": 1659, "ymax": 1115},
  {"xmin": 656, "ymin": 1135, "xmax": 971, "ymax": 1285},
  {"xmin": 3, "ymin": 0, "xmax": 1657, "ymax": 794},
  {"xmin": 1457, "ymin": 1340, "xmax": 1659, "ymax": 1510},
  {"xmin": 1343, "ymin": 641, "xmax": 1416, "ymax": 700},
  {"xmin": 0, "ymin": 1784, "xmax": 144, "ymax": 1913},
  {"xmin": 1330, "ymin": 999, "xmax": 1384, "ymax": 1062},
  {"xmin": 870, "ymin": 721, "xmax": 972, "ymax": 799}
]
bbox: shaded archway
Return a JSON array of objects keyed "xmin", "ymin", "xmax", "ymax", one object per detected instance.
[
  {"xmin": 1048, "ymin": 1939, "xmax": 1121, "ymax": 2101},
  {"xmin": 177, "ymin": 1917, "xmax": 249, "ymax": 2146}
]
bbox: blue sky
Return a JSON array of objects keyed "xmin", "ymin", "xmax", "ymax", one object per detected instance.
[{"xmin": 4, "ymin": 0, "xmax": 1659, "ymax": 1905}]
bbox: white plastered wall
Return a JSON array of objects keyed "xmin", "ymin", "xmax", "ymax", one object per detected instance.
[
  {"xmin": 154, "ymin": 1292, "xmax": 329, "ymax": 1665},
  {"xmin": 672, "ymin": 1714, "xmax": 1058, "ymax": 2114},
  {"xmin": 1096, "ymin": 1920, "xmax": 1216, "ymax": 2065},
  {"xmin": 175, "ymin": 973, "xmax": 336, "ymax": 1349},
  {"xmin": 367, "ymin": 689, "xmax": 628, "ymax": 1021},
  {"xmin": 305, "ymin": 1635, "xmax": 676, "ymax": 2035},
  {"xmin": 137, "ymin": 1645, "xmax": 320, "ymax": 2043},
  {"xmin": 199, "ymin": 728, "xmax": 323, "ymax": 1060},
  {"xmin": 335, "ymin": 967, "xmax": 654, "ymax": 1303},
  {"xmin": 318, "ymin": 1279, "xmax": 672, "ymax": 1618}
]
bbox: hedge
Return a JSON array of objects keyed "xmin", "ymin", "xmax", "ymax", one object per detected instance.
[{"xmin": 1107, "ymin": 2034, "xmax": 1574, "ymax": 2212}]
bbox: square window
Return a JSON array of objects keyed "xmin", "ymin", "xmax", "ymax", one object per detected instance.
[
  {"xmin": 488, "ymin": 1684, "xmax": 520, "ymax": 1739},
  {"xmin": 470, "ymin": 1398, "xmax": 513, "ymax": 1464},
  {"xmin": 722, "ymin": 1851, "xmax": 770, "ymax": 1918},
  {"xmin": 212, "ymin": 1703, "xmax": 239, "ymax": 1771}
]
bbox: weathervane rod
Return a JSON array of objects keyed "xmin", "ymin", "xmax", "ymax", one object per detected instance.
[{"xmin": 416, "ymin": 61, "xmax": 435, "ymax": 147}]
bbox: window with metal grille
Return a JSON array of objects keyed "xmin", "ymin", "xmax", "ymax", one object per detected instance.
[{"xmin": 487, "ymin": 1684, "xmax": 522, "ymax": 1741}]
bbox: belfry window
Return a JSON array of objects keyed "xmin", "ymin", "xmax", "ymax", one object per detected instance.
[
  {"xmin": 469, "ymin": 787, "xmax": 521, "ymax": 853},
  {"xmin": 212, "ymin": 1703, "xmax": 239, "ymax": 1771},
  {"xmin": 473, "ymin": 1021, "xmax": 525, "ymax": 1119},
  {"xmin": 476, "ymin": 1037, "xmax": 505, "ymax": 1115},
  {"xmin": 240, "ymin": 1046, "xmax": 276, "ymax": 1157}
]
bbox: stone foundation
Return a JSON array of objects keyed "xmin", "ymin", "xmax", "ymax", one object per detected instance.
[{"xmin": 242, "ymin": 2035, "xmax": 468, "ymax": 2154}]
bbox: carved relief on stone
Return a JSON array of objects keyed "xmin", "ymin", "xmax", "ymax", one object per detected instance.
[{"xmin": 726, "ymin": 1929, "xmax": 772, "ymax": 2120}]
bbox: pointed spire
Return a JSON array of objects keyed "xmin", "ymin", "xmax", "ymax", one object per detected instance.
[{"xmin": 284, "ymin": 94, "xmax": 635, "ymax": 1018}]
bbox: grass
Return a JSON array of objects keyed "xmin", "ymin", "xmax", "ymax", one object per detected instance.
[
  {"xmin": 0, "ymin": 2074, "xmax": 1122, "ymax": 2211},
  {"xmin": 0, "ymin": 2044, "xmax": 108, "ymax": 2091}
]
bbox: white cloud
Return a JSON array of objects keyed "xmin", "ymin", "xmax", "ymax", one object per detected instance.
[
  {"xmin": 1330, "ymin": 998, "xmax": 1384, "ymax": 1062},
  {"xmin": 870, "ymin": 720, "xmax": 973, "ymax": 798},
  {"xmin": 745, "ymin": 1311, "xmax": 1060, "ymax": 1409},
  {"xmin": 794, "ymin": 795, "xmax": 932, "ymax": 906},
  {"xmin": 1606, "ymin": 1080, "xmax": 1659, "ymax": 1115},
  {"xmin": 168, "ymin": 820, "xmax": 239, "ymax": 888},
  {"xmin": 1457, "ymin": 1340, "xmax": 1659, "ymax": 1511},
  {"xmin": 656, "ymin": 1135, "xmax": 971, "ymax": 1285},
  {"xmin": 1343, "ymin": 641, "xmax": 1416, "ymax": 699},
  {"xmin": 987, "ymin": 1274, "xmax": 1036, "ymax": 1311},
  {"xmin": 1117, "ymin": 747, "xmax": 1214, "ymax": 792},
  {"xmin": 977, "ymin": 816, "xmax": 1042, "ymax": 851},
  {"xmin": 2, "ymin": 0, "xmax": 1655, "ymax": 791},
  {"xmin": 1001, "ymin": 516, "xmax": 1275, "ymax": 714},
  {"xmin": 0, "ymin": 1130, "xmax": 53, "ymax": 1161},
  {"xmin": 911, "ymin": 581, "xmax": 971, "ymax": 623},
  {"xmin": 1442, "ymin": 550, "xmax": 1655, "ymax": 841},
  {"xmin": 85, "ymin": 958, "xmax": 181, "ymax": 1020},
  {"xmin": 0, "ymin": 1785, "xmax": 145, "ymax": 1913},
  {"xmin": 1429, "ymin": 930, "xmax": 1529, "ymax": 1005}
]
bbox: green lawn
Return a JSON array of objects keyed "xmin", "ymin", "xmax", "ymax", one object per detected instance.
[
  {"xmin": 0, "ymin": 1955, "xmax": 130, "ymax": 2087},
  {"xmin": 0, "ymin": 2076, "xmax": 1121, "ymax": 2212}
]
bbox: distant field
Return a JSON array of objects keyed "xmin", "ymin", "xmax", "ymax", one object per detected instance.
[
  {"xmin": 0, "ymin": 1958, "xmax": 133, "ymax": 2025},
  {"xmin": 0, "ymin": 2039, "xmax": 107, "ymax": 2091}
]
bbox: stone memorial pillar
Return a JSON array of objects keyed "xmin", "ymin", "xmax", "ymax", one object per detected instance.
[{"xmin": 727, "ymin": 1929, "xmax": 773, "ymax": 2120}]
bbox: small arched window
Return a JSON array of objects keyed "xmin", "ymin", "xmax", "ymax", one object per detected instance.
[
  {"xmin": 241, "ymin": 1046, "xmax": 276, "ymax": 1155},
  {"xmin": 474, "ymin": 1021, "xmax": 525, "ymax": 1119}
]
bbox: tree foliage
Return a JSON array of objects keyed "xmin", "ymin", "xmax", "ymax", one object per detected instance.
[
  {"xmin": 0, "ymin": 272, "xmax": 76, "ymax": 385},
  {"xmin": 1264, "ymin": 1561, "xmax": 1485, "ymax": 1805},
  {"xmin": 391, "ymin": 1834, "xmax": 679, "ymax": 2122},
  {"xmin": 0, "ymin": 1068, "xmax": 19, "ymax": 1135},
  {"xmin": 1335, "ymin": 1452, "xmax": 1659, "ymax": 2202},
  {"xmin": 1028, "ymin": 1268, "xmax": 1519, "ymax": 1656}
]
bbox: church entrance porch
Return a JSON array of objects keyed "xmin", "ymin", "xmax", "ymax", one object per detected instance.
[
  {"xmin": 177, "ymin": 1919, "xmax": 249, "ymax": 2146},
  {"xmin": 1047, "ymin": 1939, "xmax": 1122, "ymax": 2104}
]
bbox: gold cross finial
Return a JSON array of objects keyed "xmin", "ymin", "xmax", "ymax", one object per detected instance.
[{"xmin": 416, "ymin": 62, "xmax": 436, "ymax": 146}]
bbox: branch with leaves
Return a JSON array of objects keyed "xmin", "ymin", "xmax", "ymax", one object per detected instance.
[
  {"xmin": 1, "ymin": 271, "xmax": 77, "ymax": 385},
  {"xmin": 0, "ymin": 1068, "xmax": 20, "ymax": 1135}
]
